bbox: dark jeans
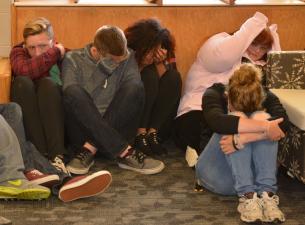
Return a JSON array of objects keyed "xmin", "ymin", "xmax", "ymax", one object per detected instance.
[
  {"xmin": 174, "ymin": 110, "xmax": 206, "ymax": 153},
  {"xmin": 63, "ymin": 80, "xmax": 144, "ymax": 158},
  {"xmin": 11, "ymin": 76, "xmax": 67, "ymax": 159},
  {"xmin": 140, "ymin": 65, "xmax": 182, "ymax": 140},
  {"xmin": 0, "ymin": 103, "xmax": 69, "ymax": 195}
]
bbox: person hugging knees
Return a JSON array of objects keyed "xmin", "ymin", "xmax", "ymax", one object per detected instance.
[
  {"xmin": 10, "ymin": 17, "xmax": 69, "ymax": 173},
  {"xmin": 124, "ymin": 18, "xmax": 182, "ymax": 157},
  {"xmin": 201, "ymin": 63, "xmax": 286, "ymax": 223}
]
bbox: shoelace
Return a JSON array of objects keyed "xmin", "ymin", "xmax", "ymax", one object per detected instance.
[
  {"xmin": 76, "ymin": 150, "xmax": 92, "ymax": 162},
  {"xmin": 242, "ymin": 197, "xmax": 263, "ymax": 210},
  {"xmin": 262, "ymin": 195, "xmax": 279, "ymax": 210},
  {"xmin": 141, "ymin": 137, "xmax": 148, "ymax": 146},
  {"xmin": 130, "ymin": 149, "xmax": 146, "ymax": 164},
  {"xmin": 150, "ymin": 132, "xmax": 160, "ymax": 144},
  {"xmin": 136, "ymin": 134, "xmax": 149, "ymax": 147}
]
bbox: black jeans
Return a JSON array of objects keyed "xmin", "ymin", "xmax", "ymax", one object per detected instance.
[
  {"xmin": 140, "ymin": 65, "xmax": 182, "ymax": 140},
  {"xmin": 63, "ymin": 80, "xmax": 144, "ymax": 158},
  {"xmin": 11, "ymin": 76, "xmax": 67, "ymax": 159},
  {"xmin": 174, "ymin": 110, "xmax": 207, "ymax": 153}
]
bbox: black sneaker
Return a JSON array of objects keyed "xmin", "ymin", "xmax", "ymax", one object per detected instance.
[
  {"xmin": 134, "ymin": 133, "xmax": 152, "ymax": 156},
  {"xmin": 66, "ymin": 148, "xmax": 95, "ymax": 175},
  {"xmin": 147, "ymin": 132, "xmax": 167, "ymax": 155},
  {"xmin": 117, "ymin": 148, "xmax": 165, "ymax": 175}
]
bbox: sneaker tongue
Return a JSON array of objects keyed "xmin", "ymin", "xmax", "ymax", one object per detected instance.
[
  {"xmin": 244, "ymin": 192, "xmax": 255, "ymax": 199},
  {"xmin": 124, "ymin": 148, "xmax": 135, "ymax": 158}
]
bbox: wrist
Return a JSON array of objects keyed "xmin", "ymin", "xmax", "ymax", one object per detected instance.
[
  {"xmin": 234, "ymin": 134, "xmax": 245, "ymax": 149},
  {"xmin": 264, "ymin": 121, "xmax": 270, "ymax": 137},
  {"xmin": 232, "ymin": 135, "xmax": 239, "ymax": 151}
]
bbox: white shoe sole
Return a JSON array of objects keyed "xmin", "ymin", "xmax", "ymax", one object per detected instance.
[
  {"xmin": 28, "ymin": 174, "xmax": 60, "ymax": 187},
  {"xmin": 59, "ymin": 170, "xmax": 112, "ymax": 202}
]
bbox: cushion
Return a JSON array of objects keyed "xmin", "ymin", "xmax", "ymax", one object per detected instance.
[{"xmin": 271, "ymin": 89, "xmax": 305, "ymax": 130}]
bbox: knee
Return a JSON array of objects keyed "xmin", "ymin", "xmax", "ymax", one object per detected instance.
[
  {"xmin": 121, "ymin": 80, "xmax": 144, "ymax": 99},
  {"xmin": 37, "ymin": 77, "xmax": 58, "ymax": 92},
  {"xmin": 12, "ymin": 76, "xmax": 33, "ymax": 91},
  {"xmin": 1, "ymin": 103, "xmax": 22, "ymax": 121},
  {"xmin": 141, "ymin": 65, "xmax": 159, "ymax": 80},
  {"xmin": 251, "ymin": 111, "xmax": 270, "ymax": 121},
  {"xmin": 163, "ymin": 70, "xmax": 182, "ymax": 89},
  {"xmin": 63, "ymin": 84, "xmax": 84, "ymax": 98},
  {"xmin": 141, "ymin": 67, "xmax": 159, "ymax": 90},
  {"xmin": 229, "ymin": 111, "xmax": 247, "ymax": 118},
  {"xmin": 63, "ymin": 85, "xmax": 90, "ymax": 108}
]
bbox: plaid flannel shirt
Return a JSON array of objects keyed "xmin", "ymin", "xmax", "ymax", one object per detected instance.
[{"xmin": 10, "ymin": 43, "xmax": 61, "ymax": 80}]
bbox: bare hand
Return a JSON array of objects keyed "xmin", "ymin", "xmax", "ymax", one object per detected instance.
[
  {"xmin": 153, "ymin": 47, "xmax": 167, "ymax": 64},
  {"xmin": 266, "ymin": 118, "xmax": 285, "ymax": 141},
  {"xmin": 55, "ymin": 43, "xmax": 65, "ymax": 58},
  {"xmin": 219, "ymin": 135, "xmax": 236, "ymax": 155}
]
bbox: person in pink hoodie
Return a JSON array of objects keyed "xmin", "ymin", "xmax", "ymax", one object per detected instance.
[{"xmin": 174, "ymin": 12, "xmax": 281, "ymax": 166}]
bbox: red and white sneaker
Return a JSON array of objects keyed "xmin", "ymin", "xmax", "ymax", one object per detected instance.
[
  {"xmin": 24, "ymin": 169, "xmax": 60, "ymax": 188},
  {"xmin": 59, "ymin": 170, "xmax": 112, "ymax": 202}
]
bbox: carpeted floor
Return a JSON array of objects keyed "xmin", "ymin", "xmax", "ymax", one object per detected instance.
[{"xmin": 1, "ymin": 142, "xmax": 305, "ymax": 225}]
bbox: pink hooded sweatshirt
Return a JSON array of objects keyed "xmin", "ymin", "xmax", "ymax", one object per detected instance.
[{"xmin": 177, "ymin": 12, "xmax": 281, "ymax": 118}]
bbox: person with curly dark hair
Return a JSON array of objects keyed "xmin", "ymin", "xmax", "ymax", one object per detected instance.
[{"xmin": 125, "ymin": 18, "xmax": 182, "ymax": 156}]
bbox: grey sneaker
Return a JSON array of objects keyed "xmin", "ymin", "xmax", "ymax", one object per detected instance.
[
  {"xmin": 117, "ymin": 148, "xmax": 165, "ymax": 175},
  {"xmin": 237, "ymin": 192, "xmax": 264, "ymax": 223},
  {"xmin": 66, "ymin": 148, "xmax": 95, "ymax": 175},
  {"xmin": 261, "ymin": 192, "xmax": 285, "ymax": 223},
  {"xmin": 0, "ymin": 179, "xmax": 50, "ymax": 200}
]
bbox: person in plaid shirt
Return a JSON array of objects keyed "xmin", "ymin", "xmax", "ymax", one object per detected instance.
[{"xmin": 10, "ymin": 17, "xmax": 68, "ymax": 174}]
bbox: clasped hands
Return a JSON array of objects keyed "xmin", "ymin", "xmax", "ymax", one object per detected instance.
[{"xmin": 220, "ymin": 118, "xmax": 285, "ymax": 155}]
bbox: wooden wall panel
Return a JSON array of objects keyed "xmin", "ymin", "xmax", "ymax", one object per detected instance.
[
  {"xmin": 13, "ymin": 6, "xmax": 305, "ymax": 80},
  {"xmin": 0, "ymin": 58, "xmax": 11, "ymax": 103}
]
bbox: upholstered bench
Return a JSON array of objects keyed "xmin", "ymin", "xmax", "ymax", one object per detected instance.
[
  {"xmin": 0, "ymin": 58, "xmax": 11, "ymax": 103},
  {"xmin": 266, "ymin": 51, "xmax": 305, "ymax": 184},
  {"xmin": 270, "ymin": 89, "xmax": 305, "ymax": 183}
]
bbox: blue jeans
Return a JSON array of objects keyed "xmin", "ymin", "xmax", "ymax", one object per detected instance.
[
  {"xmin": 0, "ymin": 103, "xmax": 69, "ymax": 194},
  {"xmin": 196, "ymin": 133, "xmax": 278, "ymax": 196},
  {"xmin": 63, "ymin": 80, "xmax": 144, "ymax": 158},
  {"xmin": 0, "ymin": 115, "xmax": 25, "ymax": 183}
]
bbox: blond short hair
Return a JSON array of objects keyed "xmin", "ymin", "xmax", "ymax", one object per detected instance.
[
  {"xmin": 23, "ymin": 17, "xmax": 54, "ymax": 40},
  {"xmin": 94, "ymin": 25, "xmax": 127, "ymax": 56},
  {"xmin": 228, "ymin": 63, "xmax": 265, "ymax": 113}
]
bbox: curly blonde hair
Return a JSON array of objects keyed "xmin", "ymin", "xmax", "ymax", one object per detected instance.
[{"xmin": 228, "ymin": 63, "xmax": 265, "ymax": 113}]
